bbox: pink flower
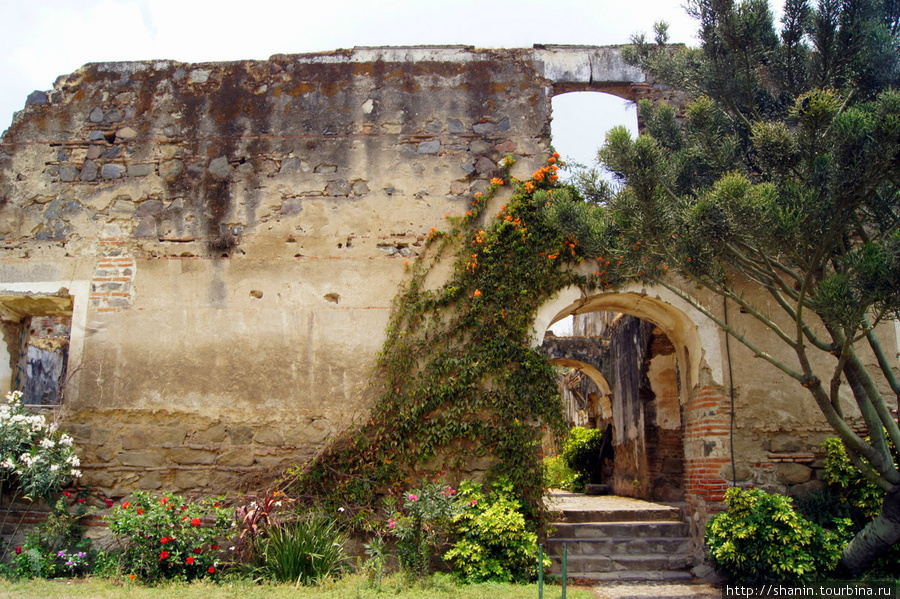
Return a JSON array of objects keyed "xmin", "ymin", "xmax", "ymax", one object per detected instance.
[
  {"xmin": 408, "ymin": 493, "xmax": 418, "ymax": 502},
  {"xmin": 470, "ymin": 499, "xmax": 478, "ymax": 507},
  {"xmin": 388, "ymin": 518, "xmax": 396, "ymax": 529}
]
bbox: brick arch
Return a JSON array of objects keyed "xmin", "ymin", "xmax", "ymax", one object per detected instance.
[{"xmin": 534, "ymin": 283, "xmax": 732, "ymax": 507}]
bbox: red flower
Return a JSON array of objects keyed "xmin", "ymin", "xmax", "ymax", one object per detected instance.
[
  {"xmin": 210, "ymin": 544, "xmax": 219, "ymax": 551},
  {"xmin": 77, "ymin": 498, "xmax": 86, "ymax": 504},
  {"xmin": 136, "ymin": 509, "xmax": 145, "ymax": 515},
  {"xmin": 161, "ymin": 496, "xmax": 168, "ymax": 505},
  {"xmin": 186, "ymin": 557, "xmax": 195, "ymax": 565},
  {"xmin": 213, "ymin": 502, "xmax": 220, "ymax": 508},
  {"xmin": 122, "ymin": 502, "xmax": 130, "ymax": 509},
  {"xmin": 104, "ymin": 499, "xmax": 114, "ymax": 508},
  {"xmin": 193, "ymin": 547, "xmax": 202, "ymax": 554},
  {"xmin": 159, "ymin": 551, "xmax": 169, "ymax": 560},
  {"xmin": 15, "ymin": 546, "xmax": 22, "ymax": 555},
  {"xmin": 191, "ymin": 517, "xmax": 201, "ymax": 526},
  {"xmin": 63, "ymin": 491, "xmax": 72, "ymax": 498},
  {"xmin": 160, "ymin": 537, "xmax": 169, "ymax": 544},
  {"xmin": 208, "ymin": 566, "xmax": 216, "ymax": 574}
]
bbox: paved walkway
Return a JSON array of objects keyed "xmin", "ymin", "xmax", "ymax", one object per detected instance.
[{"xmin": 587, "ymin": 581, "xmax": 721, "ymax": 598}]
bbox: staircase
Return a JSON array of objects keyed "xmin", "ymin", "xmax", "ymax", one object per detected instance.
[{"xmin": 545, "ymin": 492, "xmax": 694, "ymax": 582}]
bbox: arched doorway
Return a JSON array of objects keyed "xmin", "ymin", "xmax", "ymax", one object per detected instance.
[
  {"xmin": 542, "ymin": 310, "xmax": 686, "ymax": 502},
  {"xmin": 535, "ymin": 284, "xmax": 733, "ymax": 514}
]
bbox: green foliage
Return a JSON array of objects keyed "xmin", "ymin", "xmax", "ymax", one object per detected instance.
[
  {"xmin": 444, "ymin": 478, "xmax": 547, "ymax": 583},
  {"xmin": 601, "ymin": 1, "xmax": 900, "ymax": 571},
  {"xmin": 821, "ymin": 437, "xmax": 884, "ymax": 520},
  {"xmin": 559, "ymin": 427, "xmax": 605, "ymax": 487},
  {"xmin": 103, "ymin": 492, "xmax": 232, "ymax": 583},
  {"xmin": 705, "ymin": 487, "xmax": 842, "ymax": 583},
  {"xmin": 542, "ymin": 455, "xmax": 579, "ymax": 492},
  {"xmin": 815, "ymin": 438, "xmax": 900, "ymax": 578},
  {"xmin": 252, "ymin": 512, "xmax": 347, "ymax": 585}
]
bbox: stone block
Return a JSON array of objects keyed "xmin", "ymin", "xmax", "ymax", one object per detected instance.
[
  {"xmin": 174, "ymin": 469, "xmax": 209, "ymax": 491},
  {"xmin": 118, "ymin": 451, "xmax": 166, "ymax": 468},
  {"xmin": 253, "ymin": 428, "xmax": 285, "ymax": 446},
  {"xmin": 417, "ymin": 140, "xmax": 440, "ymax": 154},
  {"xmin": 228, "ymin": 426, "xmax": 254, "ymax": 445},
  {"xmin": 138, "ymin": 471, "xmax": 163, "ymax": 490},
  {"xmin": 193, "ymin": 423, "xmax": 227, "ymax": 444},
  {"xmin": 127, "ymin": 163, "xmax": 156, "ymax": 177},
  {"xmin": 770, "ymin": 434, "xmax": 802, "ymax": 453},
  {"xmin": 776, "ymin": 462, "xmax": 813, "ymax": 485},
  {"xmin": 217, "ymin": 450, "xmax": 257, "ymax": 467},
  {"xmin": 168, "ymin": 448, "xmax": 218, "ymax": 465},
  {"xmin": 121, "ymin": 429, "xmax": 149, "ymax": 450}
]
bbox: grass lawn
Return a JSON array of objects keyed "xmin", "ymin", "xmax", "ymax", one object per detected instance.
[{"xmin": 0, "ymin": 573, "xmax": 594, "ymax": 599}]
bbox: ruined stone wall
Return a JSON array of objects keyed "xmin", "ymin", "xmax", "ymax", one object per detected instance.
[{"xmin": 0, "ymin": 45, "xmax": 652, "ymax": 500}]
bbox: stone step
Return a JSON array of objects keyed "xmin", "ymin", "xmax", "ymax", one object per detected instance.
[
  {"xmin": 547, "ymin": 553, "xmax": 694, "ymax": 574},
  {"xmin": 550, "ymin": 520, "xmax": 690, "ymax": 539},
  {"xmin": 550, "ymin": 505, "xmax": 681, "ymax": 523},
  {"xmin": 545, "ymin": 536, "xmax": 691, "ymax": 556},
  {"xmin": 556, "ymin": 570, "xmax": 695, "ymax": 583}
]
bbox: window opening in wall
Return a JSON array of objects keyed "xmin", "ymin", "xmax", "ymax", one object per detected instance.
[
  {"xmin": 14, "ymin": 316, "xmax": 71, "ymax": 405},
  {"xmin": 550, "ymin": 91, "xmax": 638, "ymax": 182},
  {"xmin": 0, "ymin": 291, "xmax": 74, "ymax": 406}
]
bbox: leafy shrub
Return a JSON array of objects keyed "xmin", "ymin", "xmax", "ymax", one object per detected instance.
[
  {"xmin": 705, "ymin": 487, "xmax": 841, "ymax": 584},
  {"xmin": 6, "ymin": 492, "xmax": 95, "ymax": 579},
  {"xmin": 388, "ymin": 482, "xmax": 460, "ymax": 578},
  {"xmin": 253, "ymin": 512, "xmax": 347, "ymax": 585},
  {"xmin": 444, "ymin": 477, "xmax": 548, "ymax": 583},
  {"xmin": 810, "ymin": 437, "xmax": 900, "ymax": 577},
  {"xmin": 560, "ymin": 426, "xmax": 604, "ymax": 488},
  {"xmin": 104, "ymin": 491, "xmax": 232, "ymax": 582},
  {"xmin": 542, "ymin": 454, "xmax": 579, "ymax": 492}
]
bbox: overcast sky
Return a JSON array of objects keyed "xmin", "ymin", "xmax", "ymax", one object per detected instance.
[{"xmin": 0, "ymin": 0, "xmax": 704, "ymax": 170}]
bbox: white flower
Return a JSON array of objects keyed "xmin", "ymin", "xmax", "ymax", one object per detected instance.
[
  {"xmin": 50, "ymin": 464, "xmax": 59, "ymax": 472},
  {"xmin": 39, "ymin": 438, "xmax": 55, "ymax": 449},
  {"xmin": 0, "ymin": 459, "xmax": 15, "ymax": 470},
  {"xmin": 58, "ymin": 434, "xmax": 73, "ymax": 447},
  {"xmin": 70, "ymin": 469, "xmax": 82, "ymax": 478},
  {"xmin": 66, "ymin": 455, "xmax": 80, "ymax": 467}
]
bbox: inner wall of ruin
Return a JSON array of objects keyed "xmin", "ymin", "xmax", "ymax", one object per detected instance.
[{"xmin": 0, "ymin": 45, "xmax": 883, "ymax": 509}]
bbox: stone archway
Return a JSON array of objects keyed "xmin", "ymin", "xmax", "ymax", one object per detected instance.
[{"xmin": 535, "ymin": 283, "xmax": 733, "ymax": 523}]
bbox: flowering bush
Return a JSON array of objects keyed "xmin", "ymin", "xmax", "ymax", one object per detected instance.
[
  {"xmin": 0, "ymin": 390, "xmax": 81, "ymax": 499},
  {"xmin": 444, "ymin": 477, "xmax": 547, "ymax": 583},
  {"xmin": 104, "ymin": 491, "xmax": 232, "ymax": 582},
  {"xmin": 388, "ymin": 482, "xmax": 460, "ymax": 578}
]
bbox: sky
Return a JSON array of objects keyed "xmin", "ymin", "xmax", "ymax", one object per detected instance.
[{"xmin": 0, "ymin": 0, "xmax": 703, "ymax": 171}]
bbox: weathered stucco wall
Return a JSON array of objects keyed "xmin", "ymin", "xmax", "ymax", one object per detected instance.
[{"xmin": 0, "ymin": 45, "xmax": 651, "ymax": 498}]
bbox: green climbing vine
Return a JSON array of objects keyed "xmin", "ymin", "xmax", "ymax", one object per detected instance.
[{"xmin": 289, "ymin": 154, "xmax": 613, "ymax": 522}]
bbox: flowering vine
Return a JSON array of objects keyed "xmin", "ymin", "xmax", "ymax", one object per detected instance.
[{"xmin": 292, "ymin": 154, "xmax": 605, "ymax": 523}]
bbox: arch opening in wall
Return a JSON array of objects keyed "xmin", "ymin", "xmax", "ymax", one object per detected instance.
[
  {"xmin": 541, "ymin": 308, "xmax": 685, "ymax": 502},
  {"xmin": 535, "ymin": 285, "xmax": 733, "ymax": 507}
]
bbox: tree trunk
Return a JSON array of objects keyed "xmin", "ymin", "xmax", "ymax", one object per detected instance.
[{"xmin": 837, "ymin": 485, "xmax": 900, "ymax": 575}]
